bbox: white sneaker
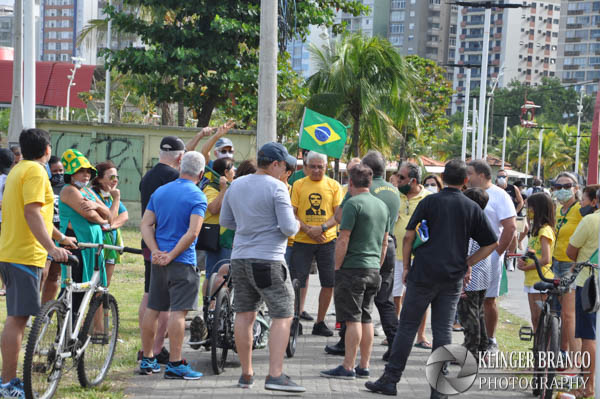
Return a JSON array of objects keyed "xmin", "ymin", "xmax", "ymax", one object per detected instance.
[{"xmin": 374, "ymin": 324, "xmax": 384, "ymax": 337}]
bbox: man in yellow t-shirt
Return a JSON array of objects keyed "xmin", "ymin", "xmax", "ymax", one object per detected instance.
[
  {"xmin": 0, "ymin": 129, "xmax": 71, "ymax": 394},
  {"xmin": 291, "ymin": 151, "xmax": 342, "ymax": 337}
]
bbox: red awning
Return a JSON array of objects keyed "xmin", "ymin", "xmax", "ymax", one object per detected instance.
[{"xmin": 0, "ymin": 60, "xmax": 96, "ymax": 109}]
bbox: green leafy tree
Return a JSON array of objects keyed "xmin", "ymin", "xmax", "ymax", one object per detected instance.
[
  {"xmin": 102, "ymin": 0, "xmax": 366, "ymax": 127},
  {"xmin": 306, "ymin": 33, "xmax": 419, "ymax": 158}
]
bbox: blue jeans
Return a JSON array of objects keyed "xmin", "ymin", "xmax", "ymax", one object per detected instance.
[
  {"xmin": 385, "ymin": 278, "xmax": 462, "ymax": 399},
  {"xmin": 205, "ymin": 247, "xmax": 232, "ymax": 280}
]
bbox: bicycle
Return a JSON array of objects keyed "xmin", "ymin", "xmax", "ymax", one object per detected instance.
[
  {"xmin": 508, "ymin": 252, "xmax": 596, "ymax": 399},
  {"xmin": 23, "ymin": 242, "xmax": 142, "ymax": 399}
]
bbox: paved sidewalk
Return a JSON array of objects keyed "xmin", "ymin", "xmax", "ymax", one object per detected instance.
[{"xmin": 126, "ymin": 276, "xmax": 532, "ymax": 398}]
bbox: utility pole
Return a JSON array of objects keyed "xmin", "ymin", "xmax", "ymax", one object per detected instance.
[
  {"xmin": 501, "ymin": 116, "xmax": 507, "ymax": 169},
  {"xmin": 104, "ymin": 0, "xmax": 112, "ymax": 123},
  {"xmin": 574, "ymin": 90, "xmax": 583, "ymax": 175},
  {"xmin": 23, "ymin": 0, "xmax": 35, "ymax": 130},
  {"xmin": 472, "ymin": 99, "xmax": 477, "ymax": 158},
  {"xmin": 537, "ymin": 128, "xmax": 544, "ymax": 179},
  {"xmin": 256, "ymin": 0, "xmax": 278, "ymax": 150},
  {"xmin": 8, "ymin": 0, "xmax": 23, "ymax": 144},
  {"xmin": 525, "ymin": 140, "xmax": 530, "ymax": 186},
  {"xmin": 462, "ymin": 68, "xmax": 471, "ymax": 161}
]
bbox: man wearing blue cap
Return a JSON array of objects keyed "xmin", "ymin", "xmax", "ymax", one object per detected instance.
[{"xmin": 220, "ymin": 142, "xmax": 305, "ymax": 393}]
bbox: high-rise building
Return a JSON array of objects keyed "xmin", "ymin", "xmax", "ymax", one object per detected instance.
[
  {"xmin": 387, "ymin": 0, "xmax": 458, "ymax": 71},
  {"xmin": 335, "ymin": 0, "xmax": 391, "ymax": 38},
  {"xmin": 451, "ymin": 0, "xmax": 560, "ymax": 113},
  {"xmin": 40, "ymin": 0, "xmax": 98, "ymax": 64},
  {"xmin": 0, "ymin": 6, "xmax": 13, "ymax": 48},
  {"xmin": 288, "ymin": 25, "xmax": 329, "ymax": 79},
  {"xmin": 556, "ymin": 0, "xmax": 600, "ymax": 94}
]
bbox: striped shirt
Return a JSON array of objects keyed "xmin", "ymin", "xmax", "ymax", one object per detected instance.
[{"xmin": 465, "ymin": 239, "xmax": 491, "ymax": 292}]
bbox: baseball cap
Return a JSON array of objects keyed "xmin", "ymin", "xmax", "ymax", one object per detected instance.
[
  {"xmin": 215, "ymin": 137, "xmax": 234, "ymax": 150},
  {"xmin": 285, "ymin": 154, "xmax": 297, "ymax": 170},
  {"xmin": 160, "ymin": 136, "xmax": 185, "ymax": 151},
  {"xmin": 258, "ymin": 142, "xmax": 290, "ymax": 163},
  {"xmin": 0, "ymin": 148, "xmax": 14, "ymax": 174}
]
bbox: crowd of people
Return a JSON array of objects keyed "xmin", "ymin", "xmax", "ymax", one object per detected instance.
[{"xmin": 0, "ymin": 125, "xmax": 598, "ymax": 399}]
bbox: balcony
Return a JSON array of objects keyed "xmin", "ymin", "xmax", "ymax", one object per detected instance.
[
  {"xmin": 565, "ymin": 37, "xmax": 581, "ymax": 43},
  {"xmin": 457, "ymin": 73, "xmax": 465, "ymax": 78},
  {"xmin": 563, "ymin": 78, "xmax": 577, "ymax": 83},
  {"xmin": 460, "ymin": 34, "xmax": 466, "ymax": 40},
  {"xmin": 494, "ymin": 33, "xmax": 502, "ymax": 39},
  {"xmin": 495, "ymin": 19, "xmax": 503, "ymax": 25},
  {"xmin": 459, "ymin": 47, "xmax": 465, "ymax": 53},
  {"xmin": 427, "ymin": 41, "xmax": 440, "ymax": 48},
  {"xmin": 492, "ymin": 46, "xmax": 501, "ymax": 52},
  {"xmin": 492, "ymin": 59, "xmax": 500, "ymax": 66},
  {"xmin": 527, "ymin": 61, "xmax": 532, "ymax": 67},
  {"xmin": 567, "ymin": 10, "xmax": 584, "ymax": 15},
  {"xmin": 566, "ymin": 24, "xmax": 583, "ymax": 29},
  {"xmin": 564, "ymin": 51, "xmax": 580, "ymax": 56},
  {"xmin": 461, "ymin": 21, "xmax": 466, "ymax": 27},
  {"xmin": 564, "ymin": 65, "xmax": 580, "ymax": 70}
]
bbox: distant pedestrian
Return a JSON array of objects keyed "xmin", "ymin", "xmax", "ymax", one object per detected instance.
[{"xmin": 422, "ymin": 174, "xmax": 442, "ymax": 194}]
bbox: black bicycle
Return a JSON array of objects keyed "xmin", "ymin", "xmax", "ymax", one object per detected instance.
[
  {"xmin": 509, "ymin": 252, "xmax": 596, "ymax": 399},
  {"xmin": 286, "ymin": 278, "xmax": 301, "ymax": 358}
]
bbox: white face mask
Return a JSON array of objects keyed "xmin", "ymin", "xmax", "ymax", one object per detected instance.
[
  {"xmin": 216, "ymin": 150, "xmax": 234, "ymax": 159},
  {"xmin": 496, "ymin": 177, "xmax": 507, "ymax": 186},
  {"xmin": 424, "ymin": 184, "xmax": 438, "ymax": 194}
]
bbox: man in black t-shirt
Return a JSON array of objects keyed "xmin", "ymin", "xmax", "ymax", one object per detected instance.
[
  {"xmin": 138, "ymin": 136, "xmax": 185, "ymax": 364},
  {"xmin": 366, "ymin": 159, "xmax": 498, "ymax": 398}
]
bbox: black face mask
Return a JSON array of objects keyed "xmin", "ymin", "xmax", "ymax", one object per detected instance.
[
  {"xmin": 580, "ymin": 205, "xmax": 597, "ymax": 217},
  {"xmin": 50, "ymin": 173, "xmax": 64, "ymax": 188}
]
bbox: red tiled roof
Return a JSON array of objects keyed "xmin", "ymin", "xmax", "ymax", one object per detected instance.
[
  {"xmin": 466, "ymin": 155, "xmax": 512, "ymax": 167},
  {"xmin": 0, "ymin": 60, "xmax": 95, "ymax": 109}
]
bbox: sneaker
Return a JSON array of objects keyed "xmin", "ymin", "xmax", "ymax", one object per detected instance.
[
  {"xmin": 487, "ymin": 340, "xmax": 499, "ymax": 353},
  {"xmin": 312, "ymin": 321, "xmax": 334, "ymax": 337},
  {"xmin": 320, "ymin": 365, "xmax": 356, "ymax": 380},
  {"xmin": 164, "ymin": 360, "xmax": 203, "ymax": 380},
  {"xmin": 155, "ymin": 347, "xmax": 170, "ymax": 365},
  {"xmin": 335, "ymin": 322, "xmax": 341, "ymax": 330},
  {"xmin": 238, "ymin": 374, "xmax": 255, "ymax": 388},
  {"xmin": 324, "ymin": 340, "xmax": 345, "ymax": 356},
  {"xmin": 299, "ymin": 311, "xmax": 314, "ymax": 321},
  {"xmin": 365, "ymin": 374, "xmax": 398, "ymax": 396},
  {"xmin": 190, "ymin": 315, "xmax": 208, "ymax": 344},
  {"xmin": 374, "ymin": 323, "xmax": 384, "ymax": 337},
  {"xmin": 0, "ymin": 378, "xmax": 24, "ymax": 398},
  {"xmin": 265, "ymin": 374, "xmax": 306, "ymax": 393},
  {"xmin": 139, "ymin": 357, "xmax": 160, "ymax": 375},
  {"xmin": 355, "ymin": 366, "xmax": 370, "ymax": 379}
]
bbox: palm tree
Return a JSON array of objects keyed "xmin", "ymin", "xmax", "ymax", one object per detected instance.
[{"xmin": 306, "ymin": 33, "xmax": 419, "ymax": 157}]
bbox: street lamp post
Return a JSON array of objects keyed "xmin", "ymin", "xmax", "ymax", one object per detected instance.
[
  {"xmin": 462, "ymin": 68, "xmax": 471, "ymax": 161},
  {"xmin": 525, "ymin": 140, "xmax": 530, "ymax": 186},
  {"xmin": 574, "ymin": 90, "xmax": 584, "ymax": 175},
  {"xmin": 104, "ymin": 0, "xmax": 112, "ymax": 124},
  {"xmin": 66, "ymin": 57, "xmax": 83, "ymax": 121},
  {"xmin": 501, "ymin": 116, "xmax": 507, "ymax": 169},
  {"xmin": 537, "ymin": 128, "xmax": 544, "ymax": 179},
  {"xmin": 472, "ymin": 98, "xmax": 477, "ymax": 158}
]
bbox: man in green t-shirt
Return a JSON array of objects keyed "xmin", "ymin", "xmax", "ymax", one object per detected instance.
[
  {"xmin": 288, "ymin": 149, "xmax": 309, "ymax": 186},
  {"xmin": 320, "ymin": 164, "xmax": 389, "ymax": 380}
]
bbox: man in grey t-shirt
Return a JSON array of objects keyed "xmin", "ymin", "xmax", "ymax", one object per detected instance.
[{"xmin": 220, "ymin": 142, "xmax": 304, "ymax": 393}]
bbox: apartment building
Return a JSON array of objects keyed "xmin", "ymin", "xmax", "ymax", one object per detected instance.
[
  {"xmin": 556, "ymin": 0, "xmax": 600, "ymax": 94},
  {"xmin": 0, "ymin": 5, "xmax": 12, "ymax": 48}
]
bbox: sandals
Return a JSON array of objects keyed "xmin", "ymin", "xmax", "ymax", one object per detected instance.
[{"xmin": 414, "ymin": 341, "xmax": 432, "ymax": 349}]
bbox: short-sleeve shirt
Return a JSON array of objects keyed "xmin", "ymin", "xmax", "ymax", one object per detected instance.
[
  {"xmin": 569, "ymin": 211, "xmax": 600, "ymax": 287},
  {"xmin": 146, "ymin": 178, "xmax": 207, "ymax": 266},
  {"xmin": 554, "ymin": 202, "xmax": 582, "ymax": 262},
  {"xmin": 370, "ymin": 178, "xmax": 401, "ymax": 233},
  {"xmin": 203, "ymin": 185, "xmax": 221, "ymax": 225},
  {"xmin": 465, "ymin": 239, "xmax": 491, "ymax": 292},
  {"xmin": 140, "ymin": 162, "xmax": 179, "ymax": 214},
  {"xmin": 484, "ymin": 184, "xmax": 517, "ymax": 239},
  {"xmin": 394, "ymin": 186, "xmax": 430, "ymax": 260},
  {"xmin": 406, "ymin": 187, "xmax": 497, "ymax": 284},
  {"xmin": 291, "ymin": 176, "xmax": 342, "ymax": 244},
  {"xmin": 339, "ymin": 192, "xmax": 389, "ymax": 269},
  {"xmin": 0, "ymin": 161, "xmax": 55, "ymax": 268},
  {"xmin": 288, "ymin": 169, "xmax": 306, "ymax": 186},
  {"xmin": 524, "ymin": 225, "xmax": 555, "ymax": 287}
]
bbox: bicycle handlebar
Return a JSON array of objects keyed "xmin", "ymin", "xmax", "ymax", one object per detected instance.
[
  {"xmin": 66, "ymin": 254, "xmax": 79, "ymax": 267},
  {"xmin": 78, "ymin": 242, "xmax": 143, "ymax": 255}
]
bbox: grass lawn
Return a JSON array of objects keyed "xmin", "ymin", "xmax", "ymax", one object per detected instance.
[{"xmin": 0, "ymin": 228, "xmax": 150, "ymax": 398}]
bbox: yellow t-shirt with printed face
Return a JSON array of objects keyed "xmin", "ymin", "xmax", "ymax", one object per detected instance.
[
  {"xmin": 524, "ymin": 224, "xmax": 555, "ymax": 287},
  {"xmin": 554, "ymin": 202, "xmax": 582, "ymax": 262},
  {"xmin": 0, "ymin": 160, "xmax": 55, "ymax": 268},
  {"xmin": 291, "ymin": 176, "xmax": 342, "ymax": 244}
]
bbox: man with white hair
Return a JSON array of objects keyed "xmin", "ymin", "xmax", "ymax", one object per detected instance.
[
  {"xmin": 139, "ymin": 151, "xmax": 208, "ymax": 380},
  {"xmin": 291, "ymin": 151, "xmax": 342, "ymax": 337}
]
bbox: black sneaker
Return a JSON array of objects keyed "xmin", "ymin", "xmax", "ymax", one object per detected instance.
[
  {"xmin": 320, "ymin": 365, "xmax": 356, "ymax": 380},
  {"xmin": 190, "ymin": 316, "xmax": 208, "ymax": 344},
  {"xmin": 312, "ymin": 321, "xmax": 334, "ymax": 337},
  {"xmin": 324, "ymin": 340, "xmax": 345, "ymax": 356},
  {"xmin": 238, "ymin": 373, "xmax": 255, "ymax": 388},
  {"xmin": 354, "ymin": 366, "xmax": 370, "ymax": 379},
  {"xmin": 365, "ymin": 374, "xmax": 398, "ymax": 396},
  {"xmin": 299, "ymin": 311, "xmax": 314, "ymax": 321},
  {"xmin": 155, "ymin": 347, "xmax": 170, "ymax": 365}
]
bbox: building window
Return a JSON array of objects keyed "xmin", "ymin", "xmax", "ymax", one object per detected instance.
[
  {"xmin": 390, "ymin": 23, "xmax": 404, "ymax": 34},
  {"xmin": 590, "ymin": 57, "xmax": 600, "ymax": 66},
  {"xmin": 61, "ymin": 20, "xmax": 70, "ymax": 28},
  {"xmin": 409, "ymin": 23, "xmax": 414, "ymax": 30},
  {"xmin": 591, "ymin": 30, "xmax": 600, "ymax": 39},
  {"xmin": 390, "ymin": 11, "xmax": 405, "ymax": 22},
  {"xmin": 391, "ymin": 0, "xmax": 406, "ymax": 9},
  {"xmin": 449, "ymin": 38, "xmax": 456, "ymax": 46},
  {"xmin": 47, "ymin": 31, "xmax": 56, "ymax": 39},
  {"xmin": 60, "ymin": 53, "xmax": 69, "ymax": 61},
  {"xmin": 450, "ymin": 25, "xmax": 457, "ymax": 34},
  {"xmin": 61, "ymin": 8, "xmax": 72, "ymax": 17},
  {"xmin": 47, "ymin": 54, "xmax": 56, "ymax": 61},
  {"xmin": 410, "ymin": 11, "xmax": 415, "ymax": 17}
]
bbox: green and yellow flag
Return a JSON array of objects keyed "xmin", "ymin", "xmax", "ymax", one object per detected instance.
[{"xmin": 299, "ymin": 108, "xmax": 347, "ymax": 159}]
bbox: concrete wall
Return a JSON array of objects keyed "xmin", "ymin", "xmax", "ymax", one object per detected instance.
[{"xmin": 37, "ymin": 119, "xmax": 256, "ymax": 227}]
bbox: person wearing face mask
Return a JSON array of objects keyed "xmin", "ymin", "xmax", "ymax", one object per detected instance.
[
  {"xmin": 552, "ymin": 172, "xmax": 583, "ymax": 362},
  {"xmin": 59, "ymin": 149, "xmax": 112, "ymax": 319},
  {"xmin": 392, "ymin": 161, "xmax": 432, "ymax": 350},
  {"xmin": 496, "ymin": 170, "xmax": 524, "ymax": 216},
  {"xmin": 580, "ymin": 185, "xmax": 600, "ymax": 217},
  {"xmin": 423, "ymin": 175, "xmax": 442, "ymax": 194}
]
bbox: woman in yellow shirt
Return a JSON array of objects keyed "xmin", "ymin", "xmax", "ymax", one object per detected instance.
[{"xmin": 518, "ymin": 193, "xmax": 555, "ymax": 332}]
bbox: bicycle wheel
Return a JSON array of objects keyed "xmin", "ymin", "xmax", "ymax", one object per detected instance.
[
  {"xmin": 286, "ymin": 278, "xmax": 301, "ymax": 358},
  {"xmin": 23, "ymin": 300, "xmax": 66, "ymax": 399},
  {"xmin": 76, "ymin": 293, "xmax": 119, "ymax": 387},
  {"xmin": 538, "ymin": 316, "xmax": 559, "ymax": 399},
  {"xmin": 211, "ymin": 289, "xmax": 230, "ymax": 375}
]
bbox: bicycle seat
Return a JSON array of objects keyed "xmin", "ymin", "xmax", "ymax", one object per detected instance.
[{"xmin": 533, "ymin": 281, "xmax": 555, "ymax": 292}]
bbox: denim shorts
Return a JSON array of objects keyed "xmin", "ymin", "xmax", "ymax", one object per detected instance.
[
  {"xmin": 231, "ymin": 258, "xmax": 293, "ymax": 318},
  {"xmin": 552, "ymin": 259, "xmax": 576, "ymax": 290}
]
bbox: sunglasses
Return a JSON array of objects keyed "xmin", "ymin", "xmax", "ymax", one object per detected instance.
[
  {"xmin": 109, "ymin": 175, "xmax": 119, "ymax": 181},
  {"xmin": 424, "ymin": 184, "xmax": 437, "ymax": 188},
  {"xmin": 554, "ymin": 183, "xmax": 574, "ymax": 190}
]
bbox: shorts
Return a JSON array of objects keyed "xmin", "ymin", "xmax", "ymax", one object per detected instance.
[
  {"xmin": 523, "ymin": 285, "xmax": 543, "ymax": 294},
  {"xmin": 485, "ymin": 251, "xmax": 504, "ymax": 298},
  {"xmin": 575, "ymin": 286, "xmax": 596, "ymax": 340},
  {"xmin": 144, "ymin": 260, "xmax": 151, "ymax": 293},
  {"xmin": 334, "ymin": 268, "xmax": 381, "ymax": 323},
  {"xmin": 147, "ymin": 262, "xmax": 200, "ymax": 312},
  {"xmin": 231, "ymin": 258, "xmax": 293, "ymax": 318},
  {"xmin": 393, "ymin": 260, "xmax": 404, "ymax": 297},
  {"xmin": 290, "ymin": 240, "xmax": 336, "ymax": 288},
  {"xmin": 0, "ymin": 262, "xmax": 43, "ymax": 316},
  {"xmin": 552, "ymin": 259, "xmax": 576, "ymax": 290}
]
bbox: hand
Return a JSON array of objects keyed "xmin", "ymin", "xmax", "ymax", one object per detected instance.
[
  {"xmin": 463, "ymin": 266, "xmax": 472, "ymax": 287},
  {"xmin": 48, "ymin": 246, "xmax": 71, "ymax": 263},
  {"xmin": 154, "ymin": 251, "xmax": 174, "ymax": 266},
  {"xmin": 60, "ymin": 235, "xmax": 78, "ymax": 249},
  {"xmin": 517, "ymin": 258, "xmax": 528, "ymax": 271},
  {"xmin": 151, "ymin": 249, "xmax": 169, "ymax": 266},
  {"xmin": 306, "ymin": 225, "xmax": 324, "ymax": 241},
  {"xmin": 216, "ymin": 120, "xmax": 235, "ymax": 136},
  {"xmin": 110, "ymin": 188, "xmax": 120, "ymax": 199},
  {"xmin": 199, "ymin": 126, "xmax": 214, "ymax": 138},
  {"xmin": 402, "ymin": 267, "xmax": 410, "ymax": 285},
  {"xmin": 219, "ymin": 176, "xmax": 228, "ymax": 191}
]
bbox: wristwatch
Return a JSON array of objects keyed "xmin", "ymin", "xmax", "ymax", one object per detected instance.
[{"xmin": 321, "ymin": 224, "xmax": 327, "ymax": 233}]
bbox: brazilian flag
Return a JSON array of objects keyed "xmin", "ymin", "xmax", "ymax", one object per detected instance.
[{"xmin": 299, "ymin": 108, "xmax": 347, "ymax": 159}]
